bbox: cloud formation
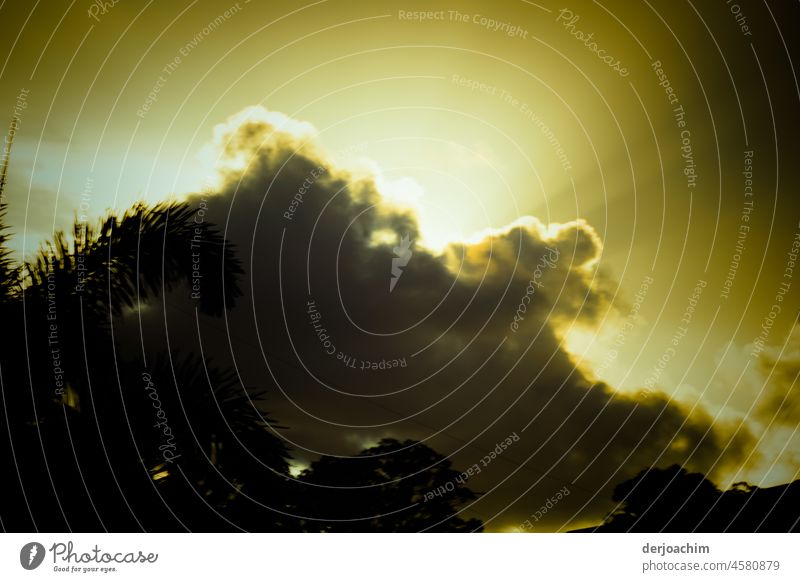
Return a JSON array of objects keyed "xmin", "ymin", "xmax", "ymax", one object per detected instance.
[
  {"xmin": 122, "ymin": 106, "xmax": 755, "ymax": 531},
  {"xmin": 756, "ymin": 326, "xmax": 800, "ymax": 425}
]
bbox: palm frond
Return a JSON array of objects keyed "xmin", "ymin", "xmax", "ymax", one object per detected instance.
[
  {"xmin": 0, "ymin": 117, "xmax": 21, "ymax": 298},
  {"xmin": 24, "ymin": 201, "xmax": 243, "ymax": 316}
]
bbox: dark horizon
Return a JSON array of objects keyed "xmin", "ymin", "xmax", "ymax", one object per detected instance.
[{"xmin": 1, "ymin": 0, "xmax": 799, "ymax": 533}]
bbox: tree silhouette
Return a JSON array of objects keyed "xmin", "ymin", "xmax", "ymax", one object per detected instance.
[
  {"xmin": 125, "ymin": 355, "xmax": 298, "ymax": 531},
  {"xmin": 0, "ymin": 152, "xmax": 480, "ymax": 532},
  {"xmin": 574, "ymin": 465, "xmax": 800, "ymax": 532},
  {"xmin": 294, "ymin": 438, "xmax": 483, "ymax": 532},
  {"xmin": 0, "ymin": 141, "xmax": 296, "ymax": 530},
  {"xmin": 3, "ymin": 142, "xmax": 798, "ymax": 532},
  {"xmin": 602, "ymin": 465, "xmax": 721, "ymax": 531}
]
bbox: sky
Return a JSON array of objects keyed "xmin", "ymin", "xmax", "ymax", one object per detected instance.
[{"xmin": 2, "ymin": 0, "xmax": 800, "ymax": 531}]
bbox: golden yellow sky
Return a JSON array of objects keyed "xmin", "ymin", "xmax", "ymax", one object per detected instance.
[{"xmin": 3, "ymin": 0, "xmax": 800, "ymax": 530}]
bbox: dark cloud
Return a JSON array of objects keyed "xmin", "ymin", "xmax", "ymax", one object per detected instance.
[{"xmin": 119, "ymin": 106, "xmax": 755, "ymax": 531}]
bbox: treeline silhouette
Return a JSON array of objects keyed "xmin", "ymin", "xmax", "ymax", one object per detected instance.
[
  {"xmin": 1, "ymin": 148, "xmax": 797, "ymax": 532},
  {"xmin": 571, "ymin": 465, "xmax": 800, "ymax": 533}
]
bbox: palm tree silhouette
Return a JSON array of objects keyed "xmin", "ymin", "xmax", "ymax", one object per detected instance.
[
  {"xmin": 0, "ymin": 135, "xmax": 483, "ymax": 532},
  {"xmin": 0, "ymin": 134, "xmax": 293, "ymax": 531}
]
